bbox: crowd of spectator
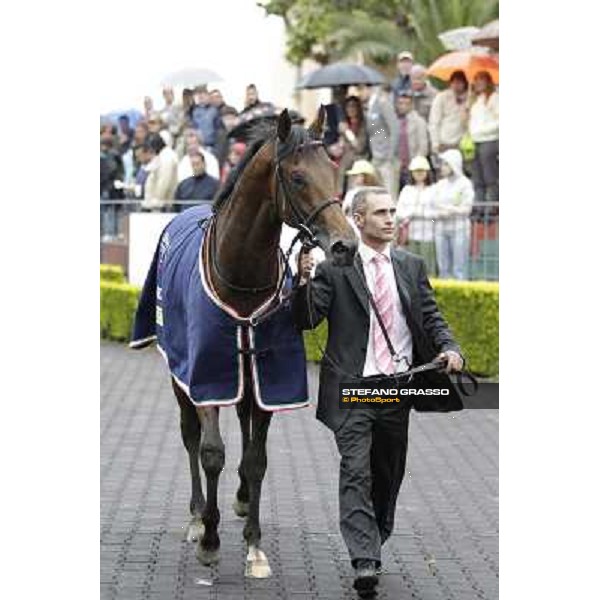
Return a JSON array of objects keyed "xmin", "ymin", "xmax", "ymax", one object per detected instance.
[{"xmin": 100, "ymin": 52, "xmax": 498, "ymax": 280}]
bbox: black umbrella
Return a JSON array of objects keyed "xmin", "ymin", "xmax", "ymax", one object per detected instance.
[{"xmin": 297, "ymin": 62, "xmax": 386, "ymax": 89}]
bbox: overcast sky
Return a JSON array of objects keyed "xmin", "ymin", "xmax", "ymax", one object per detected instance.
[{"xmin": 98, "ymin": 0, "xmax": 296, "ymax": 114}]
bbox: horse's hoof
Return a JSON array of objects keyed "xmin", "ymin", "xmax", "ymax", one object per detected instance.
[
  {"xmin": 245, "ymin": 546, "xmax": 271, "ymax": 578},
  {"xmin": 233, "ymin": 498, "xmax": 249, "ymax": 518},
  {"xmin": 196, "ymin": 545, "xmax": 220, "ymax": 566},
  {"xmin": 185, "ymin": 518, "xmax": 204, "ymax": 543}
]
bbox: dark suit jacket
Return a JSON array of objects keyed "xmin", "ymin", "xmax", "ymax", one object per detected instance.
[{"xmin": 291, "ymin": 247, "xmax": 464, "ymax": 432}]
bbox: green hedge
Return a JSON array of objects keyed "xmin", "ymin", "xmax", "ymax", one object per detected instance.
[
  {"xmin": 100, "ymin": 278, "xmax": 498, "ymax": 377},
  {"xmin": 100, "ymin": 281, "xmax": 140, "ymax": 341},
  {"xmin": 304, "ymin": 279, "xmax": 499, "ymax": 377},
  {"xmin": 100, "ymin": 264, "xmax": 126, "ymax": 284}
]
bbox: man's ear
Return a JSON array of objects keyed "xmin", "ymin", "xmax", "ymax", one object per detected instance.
[
  {"xmin": 277, "ymin": 108, "xmax": 292, "ymax": 142},
  {"xmin": 308, "ymin": 105, "xmax": 326, "ymax": 138}
]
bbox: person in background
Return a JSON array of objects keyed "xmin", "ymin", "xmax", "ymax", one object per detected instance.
[
  {"xmin": 361, "ymin": 83, "xmax": 400, "ymax": 198},
  {"xmin": 240, "ymin": 83, "xmax": 274, "ymax": 115},
  {"xmin": 468, "ymin": 71, "xmax": 499, "ymax": 204},
  {"xmin": 100, "ymin": 126, "xmax": 124, "ymax": 239},
  {"xmin": 160, "ymin": 86, "xmax": 185, "ymax": 150},
  {"xmin": 220, "ymin": 142, "xmax": 246, "ymax": 183},
  {"xmin": 182, "ymin": 88, "xmax": 195, "ymax": 126},
  {"xmin": 177, "ymin": 128, "xmax": 220, "ymax": 182},
  {"xmin": 410, "ymin": 64, "xmax": 438, "ymax": 122},
  {"xmin": 117, "ymin": 115, "xmax": 134, "ymax": 154},
  {"xmin": 213, "ymin": 105, "xmax": 240, "ymax": 167},
  {"xmin": 173, "ymin": 150, "xmax": 220, "ymax": 210},
  {"xmin": 432, "ymin": 149, "xmax": 474, "ymax": 280},
  {"xmin": 147, "ymin": 112, "xmax": 164, "ymax": 135},
  {"xmin": 395, "ymin": 90, "xmax": 429, "ymax": 191},
  {"xmin": 338, "ymin": 95, "xmax": 370, "ymax": 191},
  {"xmin": 391, "ymin": 51, "xmax": 414, "ymax": 101},
  {"xmin": 141, "ymin": 133, "xmax": 178, "ymax": 211},
  {"xmin": 428, "ymin": 70, "xmax": 469, "ymax": 158},
  {"xmin": 209, "ymin": 89, "xmax": 226, "ymax": 114},
  {"xmin": 395, "ymin": 155, "xmax": 437, "ymax": 275},
  {"xmin": 341, "ymin": 160, "xmax": 381, "ymax": 221},
  {"xmin": 143, "ymin": 96, "xmax": 154, "ymax": 119},
  {"xmin": 132, "ymin": 144, "xmax": 151, "ymax": 199},
  {"xmin": 190, "ymin": 85, "xmax": 221, "ymax": 152}
]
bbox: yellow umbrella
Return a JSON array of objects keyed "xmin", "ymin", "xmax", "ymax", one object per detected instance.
[{"xmin": 427, "ymin": 50, "xmax": 499, "ymax": 84}]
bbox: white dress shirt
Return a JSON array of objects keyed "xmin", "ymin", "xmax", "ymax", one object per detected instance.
[{"xmin": 359, "ymin": 243, "xmax": 413, "ymax": 376}]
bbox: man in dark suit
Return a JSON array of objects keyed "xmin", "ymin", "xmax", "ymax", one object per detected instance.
[{"xmin": 292, "ymin": 186, "xmax": 464, "ymax": 596}]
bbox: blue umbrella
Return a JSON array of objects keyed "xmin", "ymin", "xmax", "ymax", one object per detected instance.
[{"xmin": 101, "ymin": 109, "xmax": 144, "ymax": 127}]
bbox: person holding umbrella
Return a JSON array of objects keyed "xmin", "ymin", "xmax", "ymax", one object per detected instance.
[
  {"xmin": 428, "ymin": 70, "xmax": 469, "ymax": 157},
  {"xmin": 468, "ymin": 71, "xmax": 499, "ymax": 204}
]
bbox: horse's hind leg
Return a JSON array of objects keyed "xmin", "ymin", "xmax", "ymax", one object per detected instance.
[
  {"xmin": 172, "ymin": 379, "xmax": 205, "ymax": 542},
  {"xmin": 196, "ymin": 406, "xmax": 225, "ymax": 566},
  {"xmin": 243, "ymin": 402, "xmax": 273, "ymax": 578}
]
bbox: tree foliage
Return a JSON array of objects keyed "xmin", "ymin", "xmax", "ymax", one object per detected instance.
[{"xmin": 259, "ymin": 0, "xmax": 499, "ymax": 66}]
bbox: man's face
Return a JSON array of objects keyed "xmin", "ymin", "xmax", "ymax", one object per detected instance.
[
  {"xmin": 210, "ymin": 91, "xmax": 223, "ymax": 107},
  {"xmin": 450, "ymin": 78, "xmax": 467, "ymax": 95},
  {"xmin": 222, "ymin": 114, "xmax": 239, "ymax": 131},
  {"xmin": 185, "ymin": 129, "xmax": 200, "ymax": 149},
  {"xmin": 354, "ymin": 193, "xmax": 396, "ymax": 244},
  {"xmin": 245, "ymin": 87, "xmax": 258, "ymax": 105},
  {"xmin": 163, "ymin": 87, "xmax": 174, "ymax": 104},
  {"xmin": 395, "ymin": 96, "xmax": 412, "ymax": 115},
  {"xmin": 191, "ymin": 153, "xmax": 206, "ymax": 177},
  {"xmin": 397, "ymin": 58, "xmax": 413, "ymax": 76},
  {"xmin": 411, "ymin": 70, "xmax": 426, "ymax": 91},
  {"xmin": 147, "ymin": 117, "xmax": 162, "ymax": 133},
  {"xmin": 134, "ymin": 124, "xmax": 147, "ymax": 144},
  {"xmin": 194, "ymin": 91, "xmax": 209, "ymax": 105},
  {"xmin": 358, "ymin": 85, "xmax": 371, "ymax": 103}
]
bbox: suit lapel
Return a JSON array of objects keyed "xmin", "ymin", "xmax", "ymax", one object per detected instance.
[{"xmin": 344, "ymin": 255, "xmax": 370, "ymax": 317}]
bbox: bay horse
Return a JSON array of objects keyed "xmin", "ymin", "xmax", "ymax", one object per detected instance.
[{"xmin": 132, "ymin": 107, "xmax": 357, "ymax": 578}]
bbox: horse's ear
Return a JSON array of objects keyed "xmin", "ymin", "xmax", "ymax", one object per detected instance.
[
  {"xmin": 277, "ymin": 108, "xmax": 292, "ymax": 142},
  {"xmin": 308, "ymin": 105, "xmax": 326, "ymax": 138}
]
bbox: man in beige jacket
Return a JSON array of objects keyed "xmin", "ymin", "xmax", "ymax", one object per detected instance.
[
  {"xmin": 141, "ymin": 133, "xmax": 178, "ymax": 211},
  {"xmin": 428, "ymin": 70, "xmax": 469, "ymax": 156}
]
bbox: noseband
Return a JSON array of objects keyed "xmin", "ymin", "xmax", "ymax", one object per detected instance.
[{"xmin": 209, "ymin": 138, "xmax": 338, "ymax": 295}]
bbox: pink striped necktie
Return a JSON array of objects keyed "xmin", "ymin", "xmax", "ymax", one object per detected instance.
[{"xmin": 372, "ymin": 254, "xmax": 396, "ymax": 374}]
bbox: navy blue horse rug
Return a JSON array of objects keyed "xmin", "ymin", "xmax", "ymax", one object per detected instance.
[{"xmin": 130, "ymin": 205, "xmax": 309, "ymax": 411}]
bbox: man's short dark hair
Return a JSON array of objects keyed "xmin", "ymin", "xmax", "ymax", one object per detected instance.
[
  {"xmin": 144, "ymin": 132, "xmax": 165, "ymax": 155},
  {"xmin": 351, "ymin": 186, "xmax": 390, "ymax": 216},
  {"xmin": 246, "ymin": 83, "xmax": 257, "ymax": 90},
  {"xmin": 118, "ymin": 114, "xmax": 130, "ymax": 122}
]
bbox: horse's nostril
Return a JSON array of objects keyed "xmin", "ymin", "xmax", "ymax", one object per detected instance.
[{"xmin": 330, "ymin": 239, "xmax": 358, "ymax": 258}]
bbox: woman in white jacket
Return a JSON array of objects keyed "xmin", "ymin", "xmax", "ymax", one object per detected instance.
[
  {"xmin": 432, "ymin": 149, "xmax": 474, "ymax": 280},
  {"xmin": 469, "ymin": 71, "xmax": 499, "ymax": 203},
  {"xmin": 395, "ymin": 155, "xmax": 438, "ymax": 275}
]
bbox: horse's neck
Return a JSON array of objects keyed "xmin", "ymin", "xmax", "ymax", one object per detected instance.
[{"xmin": 212, "ymin": 144, "xmax": 282, "ymax": 315}]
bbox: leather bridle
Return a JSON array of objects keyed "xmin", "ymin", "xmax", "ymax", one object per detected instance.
[{"xmin": 208, "ymin": 137, "xmax": 339, "ymax": 297}]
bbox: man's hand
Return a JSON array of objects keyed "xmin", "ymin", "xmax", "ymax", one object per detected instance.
[
  {"xmin": 436, "ymin": 351, "xmax": 464, "ymax": 374},
  {"xmin": 297, "ymin": 249, "xmax": 316, "ymax": 286}
]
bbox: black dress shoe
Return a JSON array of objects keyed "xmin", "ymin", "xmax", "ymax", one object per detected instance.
[{"xmin": 353, "ymin": 560, "xmax": 379, "ymax": 596}]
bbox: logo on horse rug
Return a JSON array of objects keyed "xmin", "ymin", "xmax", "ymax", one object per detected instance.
[{"xmin": 130, "ymin": 205, "xmax": 309, "ymax": 410}]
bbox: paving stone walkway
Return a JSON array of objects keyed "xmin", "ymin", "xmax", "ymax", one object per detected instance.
[{"xmin": 101, "ymin": 342, "xmax": 498, "ymax": 599}]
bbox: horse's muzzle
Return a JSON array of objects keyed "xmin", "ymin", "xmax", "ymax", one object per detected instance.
[{"xmin": 330, "ymin": 238, "xmax": 357, "ymax": 267}]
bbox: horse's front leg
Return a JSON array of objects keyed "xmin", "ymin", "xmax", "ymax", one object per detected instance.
[
  {"xmin": 196, "ymin": 406, "xmax": 225, "ymax": 566},
  {"xmin": 243, "ymin": 403, "xmax": 273, "ymax": 578}
]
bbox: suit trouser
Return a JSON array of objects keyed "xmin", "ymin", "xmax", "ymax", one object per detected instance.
[{"xmin": 334, "ymin": 405, "xmax": 410, "ymax": 567}]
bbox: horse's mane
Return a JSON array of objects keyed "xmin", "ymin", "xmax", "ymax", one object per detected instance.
[{"xmin": 212, "ymin": 121, "xmax": 317, "ymax": 212}]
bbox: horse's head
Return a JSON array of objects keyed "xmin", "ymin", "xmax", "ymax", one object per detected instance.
[{"xmin": 273, "ymin": 107, "xmax": 357, "ymax": 267}]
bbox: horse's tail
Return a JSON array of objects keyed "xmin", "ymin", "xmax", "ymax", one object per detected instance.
[{"xmin": 129, "ymin": 239, "xmax": 161, "ymax": 349}]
